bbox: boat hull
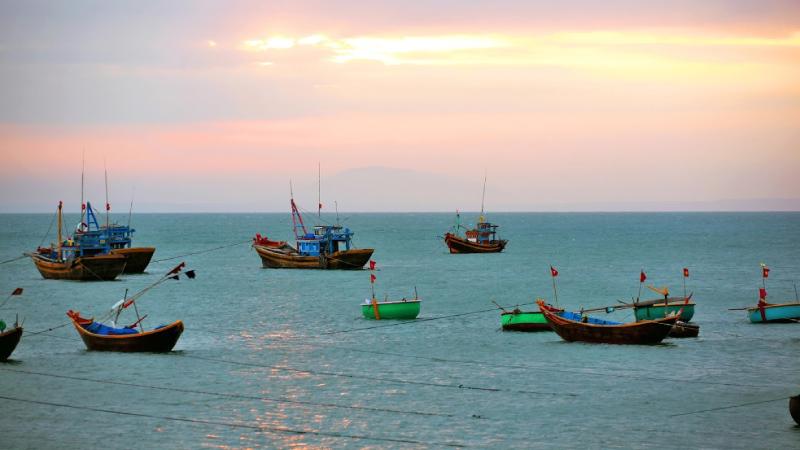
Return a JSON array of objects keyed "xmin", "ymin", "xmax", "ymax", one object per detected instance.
[
  {"xmin": 635, "ymin": 303, "xmax": 695, "ymax": 322},
  {"xmin": 31, "ymin": 253, "xmax": 128, "ymax": 281},
  {"xmin": 362, "ymin": 300, "xmax": 421, "ymax": 319},
  {"xmin": 668, "ymin": 321, "xmax": 699, "ymax": 338},
  {"xmin": 444, "ymin": 233, "xmax": 506, "ymax": 254},
  {"xmin": 746, "ymin": 302, "xmax": 800, "ymax": 323},
  {"xmin": 69, "ymin": 316, "xmax": 183, "ymax": 352},
  {"xmin": 254, "ymin": 245, "xmax": 374, "ymax": 270},
  {"xmin": 0, "ymin": 327, "xmax": 23, "ymax": 361},
  {"xmin": 113, "ymin": 247, "xmax": 155, "ymax": 273},
  {"xmin": 790, "ymin": 395, "xmax": 800, "ymax": 426},
  {"xmin": 537, "ymin": 300, "xmax": 678, "ymax": 345},
  {"xmin": 501, "ymin": 311, "xmax": 551, "ymax": 331}
]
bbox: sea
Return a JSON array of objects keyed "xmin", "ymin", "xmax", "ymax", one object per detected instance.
[{"xmin": 0, "ymin": 211, "xmax": 798, "ymax": 449}]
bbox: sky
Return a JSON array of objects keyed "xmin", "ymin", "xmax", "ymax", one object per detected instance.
[{"xmin": 1, "ymin": 0, "xmax": 799, "ymax": 212}]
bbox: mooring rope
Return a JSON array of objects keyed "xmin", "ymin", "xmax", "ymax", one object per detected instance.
[{"xmin": 151, "ymin": 240, "xmax": 251, "ymax": 263}]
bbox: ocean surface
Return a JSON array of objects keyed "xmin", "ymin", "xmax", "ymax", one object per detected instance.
[{"xmin": 0, "ymin": 211, "xmax": 798, "ymax": 449}]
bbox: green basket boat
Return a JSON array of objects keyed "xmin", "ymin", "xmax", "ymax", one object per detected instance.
[
  {"xmin": 362, "ymin": 298, "xmax": 421, "ymax": 320},
  {"xmin": 634, "ymin": 301, "xmax": 695, "ymax": 322}
]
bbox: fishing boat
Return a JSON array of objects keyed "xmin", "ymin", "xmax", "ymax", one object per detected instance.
[
  {"xmin": 493, "ymin": 301, "xmax": 561, "ymax": 331},
  {"xmin": 253, "ymin": 198, "xmax": 373, "ymax": 270},
  {"xmin": 744, "ymin": 265, "xmax": 800, "ymax": 323},
  {"xmin": 25, "ymin": 202, "xmax": 128, "ymax": 281},
  {"xmin": 65, "ymin": 263, "xmax": 190, "ymax": 352},
  {"xmin": 362, "ymin": 296, "xmax": 421, "ymax": 320},
  {"xmin": 0, "ymin": 325, "xmax": 23, "ymax": 361},
  {"xmin": 536, "ymin": 299, "xmax": 679, "ymax": 344},
  {"xmin": 442, "ymin": 175, "xmax": 507, "ymax": 254},
  {"xmin": 790, "ymin": 395, "xmax": 800, "ymax": 426},
  {"xmin": 77, "ymin": 201, "xmax": 155, "ymax": 274}
]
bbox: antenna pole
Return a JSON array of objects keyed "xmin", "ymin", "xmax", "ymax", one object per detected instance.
[
  {"xmin": 480, "ymin": 169, "xmax": 487, "ymax": 217},
  {"xmin": 128, "ymin": 187, "xmax": 135, "ymax": 229},
  {"xmin": 80, "ymin": 150, "xmax": 85, "ymax": 223},
  {"xmin": 318, "ymin": 162, "xmax": 321, "ymax": 221},
  {"xmin": 104, "ymin": 160, "xmax": 110, "ymax": 229}
]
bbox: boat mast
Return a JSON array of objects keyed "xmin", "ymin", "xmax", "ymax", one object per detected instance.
[
  {"xmin": 318, "ymin": 162, "xmax": 321, "ymax": 222},
  {"xmin": 480, "ymin": 170, "xmax": 487, "ymax": 218},
  {"xmin": 80, "ymin": 151, "xmax": 85, "ymax": 226},
  {"xmin": 57, "ymin": 201, "xmax": 63, "ymax": 262},
  {"xmin": 290, "ymin": 181, "xmax": 307, "ymax": 240},
  {"xmin": 104, "ymin": 160, "xmax": 110, "ymax": 229},
  {"xmin": 128, "ymin": 187, "xmax": 135, "ymax": 229}
]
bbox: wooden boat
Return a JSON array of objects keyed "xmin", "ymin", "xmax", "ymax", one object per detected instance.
[
  {"xmin": 79, "ymin": 201, "xmax": 155, "ymax": 273},
  {"xmin": 67, "ymin": 311, "xmax": 183, "ymax": 352},
  {"xmin": 0, "ymin": 326, "xmax": 23, "ymax": 361},
  {"xmin": 362, "ymin": 297, "xmax": 421, "ymax": 320},
  {"xmin": 536, "ymin": 299, "xmax": 680, "ymax": 344},
  {"xmin": 443, "ymin": 210, "xmax": 507, "ymax": 253},
  {"xmin": 26, "ymin": 202, "xmax": 127, "ymax": 281},
  {"xmin": 790, "ymin": 395, "xmax": 800, "ymax": 426},
  {"xmin": 747, "ymin": 302, "xmax": 800, "ymax": 323},
  {"xmin": 253, "ymin": 198, "xmax": 373, "ymax": 270},
  {"xmin": 668, "ymin": 321, "xmax": 700, "ymax": 338}
]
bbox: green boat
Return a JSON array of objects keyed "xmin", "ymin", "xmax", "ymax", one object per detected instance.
[
  {"xmin": 362, "ymin": 298, "xmax": 421, "ymax": 320},
  {"xmin": 501, "ymin": 310, "xmax": 550, "ymax": 331},
  {"xmin": 633, "ymin": 298, "xmax": 695, "ymax": 322}
]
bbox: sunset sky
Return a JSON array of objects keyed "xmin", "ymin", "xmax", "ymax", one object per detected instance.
[{"xmin": 1, "ymin": 1, "xmax": 798, "ymax": 212}]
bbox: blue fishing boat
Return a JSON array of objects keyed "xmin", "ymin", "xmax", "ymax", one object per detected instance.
[
  {"xmin": 26, "ymin": 202, "xmax": 128, "ymax": 281},
  {"xmin": 747, "ymin": 302, "xmax": 800, "ymax": 323},
  {"xmin": 253, "ymin": 197, "xmax": 373, "ymax": 270},
  {"xmin": 78, "ymin": 201, "xmax": 155, "ymax": 273}
]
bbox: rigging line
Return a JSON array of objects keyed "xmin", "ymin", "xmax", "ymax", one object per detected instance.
[
  {"xmin": 323, "ymin": 302, "xmax": 540, "ymax": 335},
  {"xmin": 668, "ymin": 396, "xmax": 789, "ymax": 417},
  {"xmin": 324, "ymin": 345, "xmax": 772, "ymax": 389},
  {"xmin": 178, "ymin": 354, "xmax": 574, "ymax": 397},
  {"xmin": 151, "ymin": 240, "xmax": 251, "ymax": 263},
  {"xmin": 37, "ymin": 206, "xmax": 59, "ymax": 249},
  {"xmin": 0, "ymin": 255, "xmax": 28, "ymax": 265},
  {"xmin": 0, "ymin": 395, "xmax": 465, "ymax": 448},
  {"xmin": 19, "ymin": 322, "xmax": 72, "ymax": 337},
  {"xmin": 0, "ymin": 368, "xmax": 455, "ymax": 418}
]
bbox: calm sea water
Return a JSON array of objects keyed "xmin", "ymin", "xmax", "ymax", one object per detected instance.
[{"xmin": 0, "ymin": 212, "xmax": 798, "ymax": 449}]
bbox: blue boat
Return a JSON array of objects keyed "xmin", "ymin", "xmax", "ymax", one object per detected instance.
[
  {"xmin": 253, "ymin": 197, "xmax": 373, "ymax": 270},
  {"xmin": 26, "ymin": 202, "xmax": 128, "ymax": 281},
  {"xmin": 78, "ymin": 202, "xmax": 155, "ymax": 273},
  {"xmin": 747, "ymin": 302, "xmax": 800, "ymax": 323}
]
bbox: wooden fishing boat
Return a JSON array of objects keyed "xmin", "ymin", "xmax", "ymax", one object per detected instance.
[
  {"xmin": 536, "ymin": 299, "xmax": 679, "ymax": 344},
  {"xmin": 67, "ymin": 311, "xmax": 183, "ymax": 352},
  {"xmin": 362, "ymin": 297, "xmax": 421, "ymax": 320},
  {"xmin": 26, "ymin": 202, "xmax": 127, "ymax": 281},
  {"xmin": 0, "ymin": 326, "xmax": 23, "ymax": 361},
  {"xmin": 78, "ymin": 201, "xmax": 155, "ymax": 274},
  {"xmin": 253, "ymin": 198, "xmax": 373, "ymax": 270},
  {"xmin": 746, "ymin": 302, "xmax": 800, "ymax": 323},
  {"xmin": 443, "ymin": 175, "xmax": 507, "ymax": 254}
]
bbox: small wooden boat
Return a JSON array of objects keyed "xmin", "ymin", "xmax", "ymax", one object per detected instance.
[
  {"xmin": 444, "ymin": 212, "xmax": 507, "ymax": 254},
  {"xmin": 67, "ymin": 311, "xmax": 183, "ymax": 352},
  {"xmin": 79, "ymin": 201, "xmax": 155, "ymax": 274},
  {"xmin": 668, "ymin": 321, "xmax": 699, "ymax": 338},
  {"xmin": 26, "ymin": 202, "xmax": 127, "ymax": 281},
  {"xmin": 362, "ymin": 297, "xmax": 421, "ymax": 320},
  {"xmin": 747, "ymin": 302, "xmax": 800, "ymax": 323},
  {"xmin": 790, "ymin": 395, "xmax": 800, "ymax": 426},
  {"xmin": 253, "ymin": 198, "xmax": 373, "ymax": 270},
  {"xmin": 0, "ymin": 326, "xmax": 23, "ymax": 361},
  {"xmin": 536, "ymin": 299, "xmax": 679, "ymax": 344}
]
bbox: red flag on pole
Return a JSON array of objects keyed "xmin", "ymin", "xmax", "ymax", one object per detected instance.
[
  {"xmin": 82, "ymin": 203, "xmax": 86, "ymax": 211},
  {"xmin": 759, "ymin": 288, "xmax": 767, "ymax": 300},
  {"xmin": 369, "ymin": 260, "xmax": 376, "ymax": 271},
  {"xmin": 106, "ymin": 203, "xmax": 110, "ymax": 211},
  {"xmin": 11, "ymin": 287, "xmax": 23, "ymax": 295},
  {"xmin": 683, "ymin": 268, "xmax": 689, "ymax": 277},
  {"xmin": 319, "ymin": 203, "xmax": 322, "ymax": 210},
  {"xmin": 370, "ymin": 274, "xmax": 376, "ymax": 284},
  {"xmin": 762, "ymin": 268, "xmax": 770, "ymax": 278},
  {"xmin": 640, "ymin": 271, "xmax": 647, "ymax": 283},
  {"xmin": 550, "ymin": 266, "xmax": 558, "ymax": 277}
]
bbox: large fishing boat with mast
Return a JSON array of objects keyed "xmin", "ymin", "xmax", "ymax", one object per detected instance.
[
  {"xmin": 443, "ymin": 173, "xmax": 507, "ymax": 253},
  {"xmin": 26, "ymin": 201, "xmax": 128, "ymax": 280},
  {"xmin": 252, "ymin": 182, "xmax": 373, "ymax": 270}
]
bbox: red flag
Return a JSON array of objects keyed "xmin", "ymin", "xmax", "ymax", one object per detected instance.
[
  {"xmin": 11, "ymin": 287, "xmax": 23, "ymax": 295},
  {"xmin": 370, "ymin": 274, "xmax": 376, "ymax": 284},
  {"xmin": 167, "ymin": 262, "xmax": 186, "ymax": 275},
  {"xmin": 82, "ymin": 203, "xmax": 86, "ymax": 211},
  {"xmin": 640, "ymin": 271, "xmax": 647, "ymax": 283},
  {"xmin": 684, "ymin": 292, "xmax": 693, "ymax": 304},
  {"xmin": 106, "ymin": 203, "xmax": 110, "ymax": 211},
  {"xmin": 759, "ymin": 288, "xmax": 767, "ymax": 300},
  {"xmin": 369, "ymin": 260, "xmax": 376, "ymax": 271},
  {"xmin": 319, "ymin": 203, "xmax": 322, "ymax": 210},
  {"xmin": 550, "ymin": 266, "xmax": 558, "ymax": 277},
  {"xmin": 683, "ymin": 268, "xmax": 689, "ymax": 277},
  {"xmin": 763, "ymin": 268, "xmax": 770, "ymax": 278}
]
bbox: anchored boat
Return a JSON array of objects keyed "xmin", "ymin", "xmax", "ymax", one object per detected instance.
[
  {"xmin": 78, "ymin": 201, "xmax": 155, "ymax": 274},
  {"xmin": 744, "ymin": 265, "xmax": 800, "ymax": 323},
  {"xmin": 253, "ymin": 197, "xmax": 373, "ymax": 270},
  {"xmin": 26, "ymin": 202, "xmax": 127, "ymax": 281},
  {"xmin": 442, "ymin": 174, "xmax": 507, "ymax": 253}
]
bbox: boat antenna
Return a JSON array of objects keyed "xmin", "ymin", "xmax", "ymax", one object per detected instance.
[
  {"xmin": 80, "ymin": 150, "xmax": 85, "ymax": 224},
  {"xmin": 336, "ymin": 201, "xmax": 340, "ymax": 228},
  {"xmin": 318, "ymin": 162, "xmax": 321, "ymax": 221},
  {"xmin": 480, "ymin": 169, "xmax": 487, "ymax": 218},
  {"xmin": 104, "ymin": 159, "xmax": 110, "ymax": 229},
  {"xmin": 128, "ymin": 186, "xmax": 135, "ymax": 229},
  {"xmin": 794, "ymin": 284, "xmax": 798, "ymax": 302}
]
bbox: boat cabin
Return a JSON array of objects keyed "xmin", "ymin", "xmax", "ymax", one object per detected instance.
[
  {"xmin": 295, "ymin": 225, "xmax": 353, "ymax": 256},
  {"xmin": 466, "ymin": 222, "xmax": 500, "ymax": 244}
]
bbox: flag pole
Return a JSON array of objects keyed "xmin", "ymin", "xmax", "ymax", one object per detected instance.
[
  {"xmin": 551, "ymin": 267, "xmax": 559, "ymax": 309},
  {"xmin": 637, "ymin": 270, "xmax": 644, "ymax": 303},
  {"xmin": 683, "ymin": 270, "xmax": 686, "ymax": 298}
]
